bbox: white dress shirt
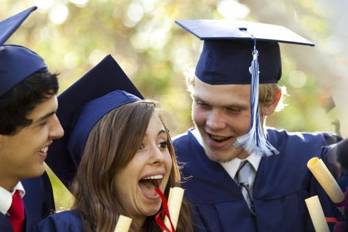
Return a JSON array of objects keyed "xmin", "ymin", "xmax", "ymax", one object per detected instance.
[{"xmin": 0, "ymin": 182, "xmax": 25, "ymax": 215}]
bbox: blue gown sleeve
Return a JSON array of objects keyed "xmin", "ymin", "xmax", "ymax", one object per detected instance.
[{"xmin": 36, "ymin": 210, "xmax": 83, "ymax": 232}]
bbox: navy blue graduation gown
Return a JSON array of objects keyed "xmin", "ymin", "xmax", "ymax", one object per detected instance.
[
  {"xmin": 174, "ymin": 128, "xmax": 340, "ymax": 232},
  {"xmin": 0, "ymin": 173, "xmax": 55, "ymax": 232},
  {"xmin": 337, "ymin": 172, "xmax": 348, "ymax": 192},
  {"xmin": 36, "ymin": 210, "xmax": 83, "ymax": 232}
]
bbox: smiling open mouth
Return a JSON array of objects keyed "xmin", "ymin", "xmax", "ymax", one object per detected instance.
[
  {"xmin": 208, "ymin": 133, "xmax": 232, "ymax": 142},
  {"xmin": 138, "ymin": 175, "xmax": 163, "ymax": 199}
]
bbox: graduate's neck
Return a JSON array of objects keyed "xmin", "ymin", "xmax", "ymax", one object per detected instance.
[
  {"xmin": 0, "ymin": 176, "xmax": 18, "ymax": 192},
  {"xmin": 130, "ymin": 215, "xmax": 146, "ymax": 232}
]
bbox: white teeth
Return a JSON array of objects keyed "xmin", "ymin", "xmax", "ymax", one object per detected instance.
[
  {"xmin": 40, "ymin": 147, "xmax": 48, "ymax": 153},
  {"xmin": 210, "ymin": 135, "xmax": 227, "ymax": 140},
  {"xmin": 143, "ymin": 175, "xmax": 163, "ymax": 180}
]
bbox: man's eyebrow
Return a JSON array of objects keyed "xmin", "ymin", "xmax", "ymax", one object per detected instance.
[{"xmin": 33, "ymin": 111, "xmax": 56, "ymax": 124}]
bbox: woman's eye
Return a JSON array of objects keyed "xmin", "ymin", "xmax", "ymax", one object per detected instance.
[{"xmin": 158, "ymin": 141, "xmax": 168, "ymax": 150}]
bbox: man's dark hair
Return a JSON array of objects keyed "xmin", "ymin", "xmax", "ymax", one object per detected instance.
[{"xmin": 0, "ymin": 71, "xmax": 59, "ymax": 135}]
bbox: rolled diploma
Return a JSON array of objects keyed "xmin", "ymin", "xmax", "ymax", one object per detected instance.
[
  {"xmin": 114, "ymin": 215, "xmax": 132, "ymax": 232},
  {"xmin": 164, "ymin": 187, "xmax": 185, "ymax": 229},
  {"xmin": 305, "ymin": 195, "xmax": 330, "ymax": 232},
  {"xmin": 307, "ymin": 157, "xmax": 344, "ymax": 203}
]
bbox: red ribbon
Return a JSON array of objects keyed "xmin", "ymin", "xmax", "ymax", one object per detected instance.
[
  {"xmin": 9, "ymin": 190, "xmax": 25, "ymax": 232},
  {"xmin": 326, "ymin": 217, "xmax": 339, "ymax": 223},
  {"xmin": 154, "ymin": 187, "xmax": 176, "ymax": 232}
]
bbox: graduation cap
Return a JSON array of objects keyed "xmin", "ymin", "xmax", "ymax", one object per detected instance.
[
  {"xmin": 46, "ymin": 55, "xmax": 143, "ymax": 187},
  {"xmin": 0, "ymin": 6, "xmax": 47, "ymax": 96},
  {"xmin": 176, "ymin": 19, "xmax": 314, "ymax": 156}
]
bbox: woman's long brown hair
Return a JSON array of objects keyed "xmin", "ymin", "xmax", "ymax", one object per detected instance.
[{"xmin": 72, "ymin": 100, "xmax": 192, "ymax": 232}]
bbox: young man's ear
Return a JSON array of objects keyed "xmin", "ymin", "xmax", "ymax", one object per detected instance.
[{"xmin": 262, "ymin": 88, "xmax": 282, "ymax": 116}]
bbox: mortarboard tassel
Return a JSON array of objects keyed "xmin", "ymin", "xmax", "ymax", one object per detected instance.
[{"xmin": 235, "ymin": 39, "xmax": 279, "ymax": 157}]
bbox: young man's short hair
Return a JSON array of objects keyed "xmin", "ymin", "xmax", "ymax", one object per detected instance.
[{"xmin": 0, "ymin": 71, "xmax": 59, "ymax": 135}]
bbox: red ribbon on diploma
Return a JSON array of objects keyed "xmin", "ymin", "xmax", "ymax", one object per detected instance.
[{"xmin": 154, "ymin": 187, "xmax": 176, "ymax": 232}]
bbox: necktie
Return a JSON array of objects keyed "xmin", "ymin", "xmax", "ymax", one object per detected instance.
[
  {"xmin": 236, "ymin": 160, "xmax": 256, "ymax": 214},
  {"xmin": 8, "ymin": 190, "xmax": 25, "ymax": 232}
]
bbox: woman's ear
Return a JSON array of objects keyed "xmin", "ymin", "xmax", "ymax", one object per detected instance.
[{"xmin": 262, "ymin": 88, "xmax": 282, "ymax": 116}]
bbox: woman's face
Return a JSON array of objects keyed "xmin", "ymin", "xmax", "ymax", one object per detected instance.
[{"xmin": 115, "ymin": 111, "xmax": 173, "ymax": 219}]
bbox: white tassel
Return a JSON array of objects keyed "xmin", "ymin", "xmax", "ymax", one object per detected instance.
[{"xmin": 235, "ymin": 46, "xmax": 279, "ymax": 157}]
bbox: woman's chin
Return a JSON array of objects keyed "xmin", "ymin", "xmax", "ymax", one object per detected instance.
[{"xmin": 142, "ymin": 203, "xmax": 162, "ymax": 217}]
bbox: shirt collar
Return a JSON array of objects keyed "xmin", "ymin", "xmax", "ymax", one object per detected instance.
[
  {"xmin": 0, "ymin": 182, "xmax": 26, "ymax": 215},
  {"xmin": 191, "ymin": 128, "xmax": 262, "ymax": 180},
  {"xmin": 220, "ymin": 153, "xmax": 262, "ymax": 180},
  {"xmin": 191, "ymin": 128, "xmax": 204, "ymax": 147}
]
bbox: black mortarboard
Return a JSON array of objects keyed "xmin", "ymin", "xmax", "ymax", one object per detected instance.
[
  {"xmin": 0, "ymin": 6, "xmax": 47, "ymax": 96},
  {"xmin": 176, "ymin": 19, "xmax": 314, "ymax": 157},
  {"xmin": 46, "ymin": 55, "xmax": 143, "ymax": 187}
]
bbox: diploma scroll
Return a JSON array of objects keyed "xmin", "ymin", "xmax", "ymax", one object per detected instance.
[
  {"xmin": 114, "ymin": 215, "xmax": 132, "ymax": 232},
  {"xmin": 305, "ymin": 195, "xmax": 330, "ymax": 232},
  {"xmin": 307, "ymin": 157, "xmax": 344, "ymax": 204},
  {"xmin": 164, "ymin": 187, "xmax": 185, "ymax": 230}
]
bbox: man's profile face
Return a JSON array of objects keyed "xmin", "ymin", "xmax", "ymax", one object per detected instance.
[
  {"xmin": 191, "ymin": 77, "xmax": 251, "ymax": 162},
  {"xmin": 0, "ymin": 95, "xmax": 63, "ymax": 190}
]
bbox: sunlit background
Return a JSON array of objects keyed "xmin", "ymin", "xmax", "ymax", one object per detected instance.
[{"xmin": 2, "ymin": 0, "xmax": 347, "ymax": 209}]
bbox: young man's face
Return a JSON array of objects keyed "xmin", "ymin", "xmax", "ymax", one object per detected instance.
[
  {"xmin": 192, "ymin": 78, "xmax": 257, "ymax": 162},
  {"xmin": 0, "ymin": 95, "xmax": 64, "ymax": 190}
]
